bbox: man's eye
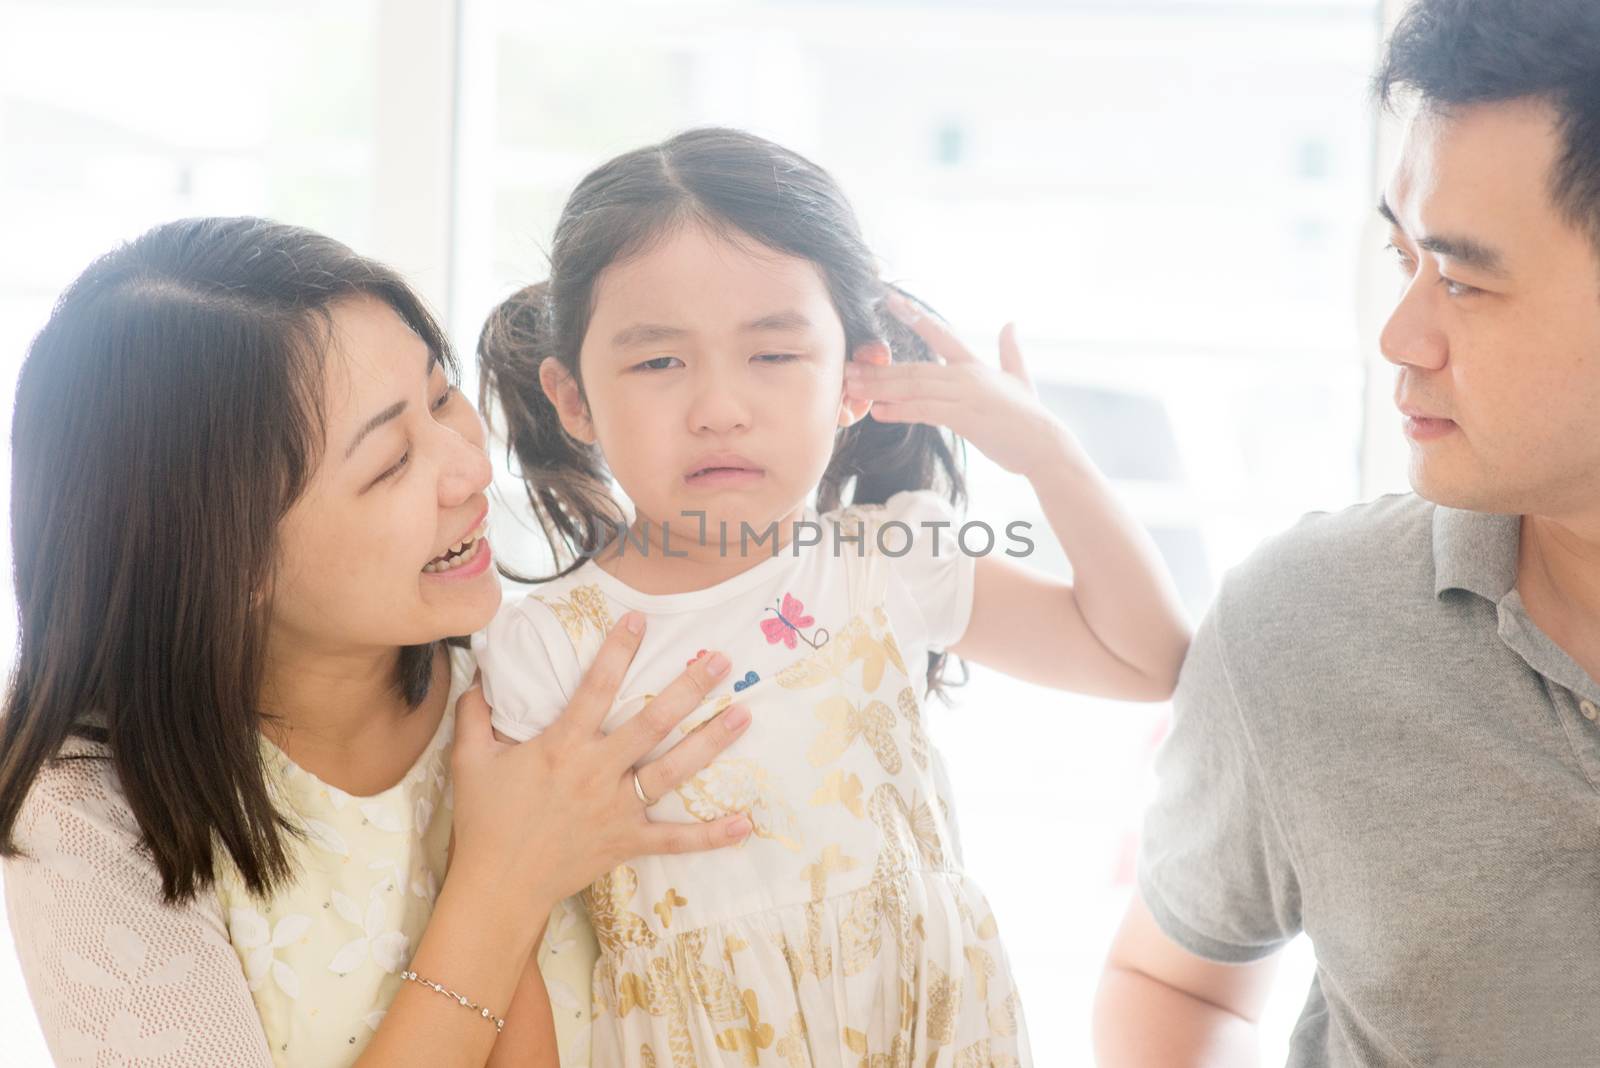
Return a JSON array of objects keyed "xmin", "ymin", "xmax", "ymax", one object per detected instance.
[
  {"xmin": 1442, "ymin": 278, "xmax": 1480, "ymax": 298},
  {"xmin": 754, "ymin": 353, "xmax": 800, "ymax": 364},
  {"xmin": 636, "ymin": 356, "xmax": 682, "ymax": 372},
  {"xmin": 1385, "ymin": 242, "xmax": 1416, "ymax": 275}
]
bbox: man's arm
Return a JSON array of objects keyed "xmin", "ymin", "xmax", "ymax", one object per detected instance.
[{"xmin": 1094, "ymin": 892, "xmax": 1280, "ymax": 1067}]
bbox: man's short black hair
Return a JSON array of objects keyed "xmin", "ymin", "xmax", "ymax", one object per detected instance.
[{"xmin": 1376, "ymin": 0, "xmax": 1600, "ymax": 250}]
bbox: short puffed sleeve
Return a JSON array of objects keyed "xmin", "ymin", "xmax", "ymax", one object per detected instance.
[
  {"xmin": 470, "ymin": 597, "xmax": 579, "ymax": 742},
  {"xmin": 874, "ymin": 489, "xmax": 977, "ymax": 652}
]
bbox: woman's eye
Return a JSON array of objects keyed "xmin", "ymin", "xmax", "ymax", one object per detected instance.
[
  {"xmin": 636, "ymin": 356, "xmax": 682, "ymax": 372},
  {"xmin": 375, "ymin": 451, "xmax": 410, "ymax": 485},
  {"xmin": 431, "ymin": 386, "xmax": 454, "ymax": 412}
]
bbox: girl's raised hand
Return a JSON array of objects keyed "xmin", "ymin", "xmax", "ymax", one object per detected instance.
[{"xmin": 846, "ymin": 291, "xmax": 1076, "ymax": 478}]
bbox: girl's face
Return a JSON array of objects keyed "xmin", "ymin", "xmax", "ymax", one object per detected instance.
[
  {"xmin": 270, "ymin": 295, "xmax": 500, "ymax": 662},
  {"xmin": 557, "ymin": 223, "xmax": 866, "ymax": 546}
]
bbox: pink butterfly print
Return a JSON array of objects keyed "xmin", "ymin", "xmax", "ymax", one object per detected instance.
[{"xmin": 761, "ymin": 593, "xmax": 828, "ymax": 650}]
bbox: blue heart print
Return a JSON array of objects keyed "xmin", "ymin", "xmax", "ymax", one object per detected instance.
[{"xmin": 732, "ymin": 671, "xmax": 760, "ymax": 693}]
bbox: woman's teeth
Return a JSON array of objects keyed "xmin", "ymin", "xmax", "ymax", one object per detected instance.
[{"xmin": 422, "ymin": 518, "xmax": 488, "ymax": 574}]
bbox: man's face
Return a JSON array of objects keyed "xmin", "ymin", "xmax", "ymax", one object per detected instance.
[{"xmin": 1379, "ymin": 99, "xmax": 1600, "ymax": 520}]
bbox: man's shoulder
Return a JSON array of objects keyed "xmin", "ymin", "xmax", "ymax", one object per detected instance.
[
  {"xmin": 1180, "ymin": 494, "xmax": 1447, "ymax": 733},
  {"xmin": 1215, "ymin": 492, "xmax": 1438, "ymax": 638}
]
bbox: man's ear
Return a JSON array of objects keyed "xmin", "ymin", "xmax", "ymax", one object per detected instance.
[
  {"xmin": 839, "ymin": 341, "xmax": 892, "ymax": 428},
  {"xmin": 539, "ymin": 357, "xmax": 597, "ymax": 444}
]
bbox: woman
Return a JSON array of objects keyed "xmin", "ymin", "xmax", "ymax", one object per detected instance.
[{"xmin": 0, "ymin": 216, "xmax": 752, "ymax": 1066}]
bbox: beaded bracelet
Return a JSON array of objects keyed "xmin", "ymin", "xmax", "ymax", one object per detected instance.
[{"xmin": 399, "ymin": 968, "xmax": 505, "ymax": 1033}]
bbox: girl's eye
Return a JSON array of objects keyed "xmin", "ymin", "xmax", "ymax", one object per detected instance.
[{"xmin": 636, "ymin": 356, "xmax": 682, "ymax": 372}]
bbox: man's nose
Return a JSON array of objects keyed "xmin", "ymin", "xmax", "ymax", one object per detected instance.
[{"xmin": 1378, "ymin": 280, "xmax": 1448, "ymax": 372}]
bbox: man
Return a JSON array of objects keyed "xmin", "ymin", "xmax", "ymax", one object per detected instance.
[{"xmin": 1093, "ymin": 1, "xmax": 1600, "ymax": 1064}]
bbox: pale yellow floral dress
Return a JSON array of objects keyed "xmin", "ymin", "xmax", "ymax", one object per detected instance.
[
  {"xmin": 217, "ymin": 644, "xmax": 602, "ymax": 1066},
  {"xmin": 4, "ymin": 644, "xmax": 600, "ymax": 1067},
  {"xmin": 477, "ymin": 491, "xmax": 1032, "ymax": 1067}
]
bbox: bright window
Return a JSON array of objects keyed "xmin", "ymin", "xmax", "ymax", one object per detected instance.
[{"xmin": 3, "ymin": 1, "xmax": 1395, "ymax": 1061}]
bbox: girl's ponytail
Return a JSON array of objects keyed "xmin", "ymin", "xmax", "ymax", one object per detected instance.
[{"xmin": 476, "ymin": 282, "xmax": 624, "ymax": 579}]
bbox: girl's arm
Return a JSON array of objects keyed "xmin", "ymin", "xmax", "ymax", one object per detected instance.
[
  {"xmin": 486, "ymin": 921, "xmax": 560, "ymax": 1068},
  {"xmin": 950, "ymin": 420, "xmax": 1188, "ymax": 700},
  {"xmin": 447, "ymin": 823, "xmax": 561, "ymax": 1068},
  {"xmin": 846, "ymin": 295, "xmax": 1190, "ymax": 700}
]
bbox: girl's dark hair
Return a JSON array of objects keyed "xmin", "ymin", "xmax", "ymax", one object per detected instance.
[
  {"xmin": 0, "ymin": 216, "xmax": 454, "ymax": 903},
  {"xmin": 477, "ymin": 127, "xmax": 967, "ymax": 697}
]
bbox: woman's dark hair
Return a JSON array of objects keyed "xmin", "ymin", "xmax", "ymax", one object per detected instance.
[
  {"xmin": 1375, "ymin": 0, "xmax": 1600, "ymax": 250},
  {"xmin": 0, "ymin": 216, "xmax": 455, "ymax": 903},
  {"xmin": 477, "ymin": 126, "xmax": 967, "ymax": 697}
]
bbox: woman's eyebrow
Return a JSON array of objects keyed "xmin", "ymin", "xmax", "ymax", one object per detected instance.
[
  {"xmin": 345, "ymin": 348, "xmax": 438, "ymax": 459},
  {"xmin": 345, "ymin": 400, "xmax": 406, "ymax": 459}
]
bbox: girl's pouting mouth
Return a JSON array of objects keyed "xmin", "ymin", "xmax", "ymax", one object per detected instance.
[{"xmin": 683, "ymin": 451, "xmax": 767, "ymax": 488}]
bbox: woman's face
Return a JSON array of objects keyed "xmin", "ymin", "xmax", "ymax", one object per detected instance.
[{"xmin": 269, "ymin": 295, "xmax": 499, "ymax": 661}]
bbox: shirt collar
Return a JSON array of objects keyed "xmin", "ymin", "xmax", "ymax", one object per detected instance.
[{"xmin": 1432, "ymin": 505, "xmax": 1521, "ymax": 601}]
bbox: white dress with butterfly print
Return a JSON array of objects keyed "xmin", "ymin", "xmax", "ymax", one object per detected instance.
[{"xmin": 475, "ymin": 490, "xmax": 1032, "ymax": 1067}]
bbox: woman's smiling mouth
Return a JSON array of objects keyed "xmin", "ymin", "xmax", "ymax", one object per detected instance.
[{"xmin": 423, "ymin": 514, "xmax": 490, "ymax": 575}]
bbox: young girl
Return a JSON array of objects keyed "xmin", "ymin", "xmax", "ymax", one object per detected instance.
[{"xmin": 473, "ymin": 128, "xmax": 1189, "ymax": 1067}]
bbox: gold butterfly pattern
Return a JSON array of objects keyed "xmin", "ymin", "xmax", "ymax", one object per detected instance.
[
  {"xmin": 714, "ymin": 989, "xmax": 776, "ymax": 1066},
  {"xmin": 808, "ymin": 696, "xmax": 902, "ymax": 775},
  {"xmin": 810, "ymin": 769, "xmax": 866, "ymax": 819},
  {"xmin": 672, "ymin": 758, "xmax": 802, "ymax": 852},
  {"xmin": 551, "ymin": 517, "xmax": 1026, "ymax": 1065},
  {"xmin": 801, "ymin": 843, "xmax": 860, "ymax": 903},
  {"xmin": 652, "ymin": 889, "xmax": 687, "ymax": 929},
  {"xmin": 534, "ymin": 583, "xmax": 613, "ymax": 646},
  {"xmin": 581, "ymin": 866, "xmax": 657, "ymax": 957}
]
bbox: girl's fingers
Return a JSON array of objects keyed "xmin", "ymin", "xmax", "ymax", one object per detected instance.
[
  {"xmin": 844, "ymin": 364, "xmax": 963, "ymax": 402},
  {"xmin": 885, "ymin": 290, "xmax": 979, "ymax": 365},
  {"xmin": 868, "ymin": 400, "xmax": 959, "ymax": 426},
  {"xmin": 632, "ymin": 703, "xmax": 752, "ymax": 804},
  {"xmin": 548, "ymin": 612, "xmax": 648, "ymax": 744},
  {"xmin": 998, "ymin": 323, "xmax": 1032, "ymax": 387},
  {"xmin": 603, "ymin": 650, "xmax": 732, "ymax": 766}
]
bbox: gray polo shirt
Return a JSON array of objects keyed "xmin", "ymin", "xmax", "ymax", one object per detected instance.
[{"xmin": 1138, "ymin": 493, "xmax": 1600, "ymax": 1066}]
